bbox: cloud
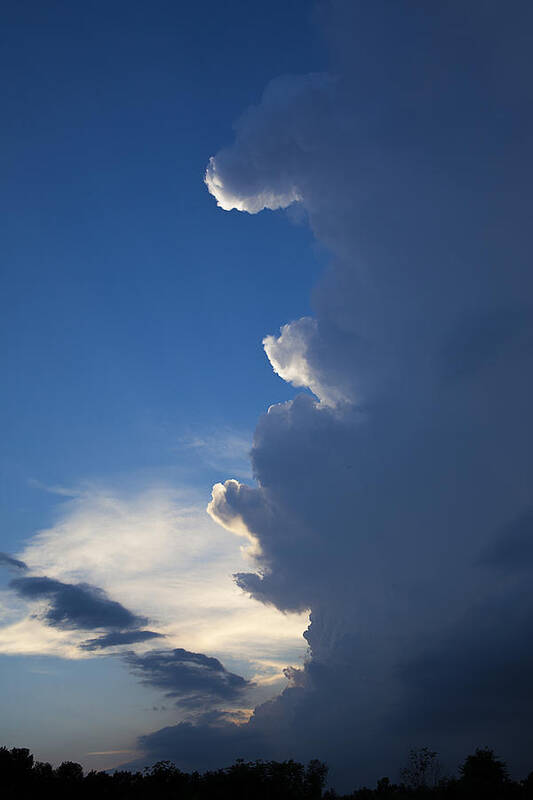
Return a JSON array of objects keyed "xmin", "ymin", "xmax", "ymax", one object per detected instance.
[
  {"xmin": 3, "ymin": 1, "xmax": 530, "ymax": 787},
  {"xmin": 396, "ymin": 586, "xmax": 533, "ymax": 775},
  {"xmin": 179, "ymin": 427, "xmax": 253, "ymax": 479},
  {"xmin": 1, "ymin": 488, "xmax": 303, "ymax": 715},
  {"xmin": 0, "ymin": 486, "xmax": 307, "ymax": 692},
  {"xmin": 124, "ymin": 647, "xmax": 251, "ymax": 710},
  {"xmin": 167, "ymin": 0, "xmax": 533, "ymax": 788},
  {"xmin": 3, "ymin": 540, "xmax": 263, "ymax": 718},
  {"xmin": 205, "ymin": 73, "xmax": 334, "ymax": 214},
  {"xmin": 137, "ymin": 718, "xmax": 266, "ymax": 774},
  {"xmin": 80, "ymin": 630, "xmax": 165, "ymax": 651},
  {"xmin": 10, "ymin": 576, "xmax": 147, "ymax": 631},
  {"xmin": 478, "ymin": 509, "xmax": 533, "ymax": 572},
  {"xmin": 263, "ymin": 317, "xmax": 351, "ymax": 407},
  {"xmin": 0, "ymin": 614, "xmax": 90, "ymax": 659},
  {"xmin": 205, "ymin": 157, "xmax": 301, "ymax": 214},
  {"xmin": 0, "ymin": 553, "xmax": 28, "ymax": 572}
]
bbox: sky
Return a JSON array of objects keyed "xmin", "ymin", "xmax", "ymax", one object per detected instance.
[{"xmin": 1, "ymin": 0, "xmax": 533, "ymax": 791}]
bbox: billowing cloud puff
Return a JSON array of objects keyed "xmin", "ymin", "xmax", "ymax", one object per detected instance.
[
  {"xmin": 205, "ymin": 156, "xmax": 301, "ymax": 214},
  {"xmin": 264, "ymin": 319, "xmax": 319, "ymax": 395},
  {"xmin": 205, "ymin": 73, "xmax": 333, "ymax": 214},
  {"xmin": 206, "ymin": 479, "xmax": 261, "ymax": 541},
  {"xmin": 263, "ymin": 318, "xmax": 352, "ymax": 407}
]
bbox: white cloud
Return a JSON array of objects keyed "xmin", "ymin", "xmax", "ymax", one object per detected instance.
[
  {"xmin": 206, "ymin": 480, "xmax": 258, "ymax": 542},
  {"xmin": 205, "ymin": 156, "xmax": 300, "ymax": 214},
  {"xmin": 263, "ymin": 317, "xmax": 352, "ymax": 407},
  {"xmin": 204, "ymin": 73, "xmax": 333, "ymax": 215},
  {"xmin": 0, "ymin": 613, "xmax": 88, "ymax": 659}
]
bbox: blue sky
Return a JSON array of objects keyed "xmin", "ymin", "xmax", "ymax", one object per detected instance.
[
  {"xmin": 1, "ymin": 0, "xmax": 324, "ymax": 549},
  {"xmin": 2, "ymin": 1, "xmax": 533, "ymax": 789}
]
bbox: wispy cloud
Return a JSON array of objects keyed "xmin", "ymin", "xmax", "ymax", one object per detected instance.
[
  {"xmin": 81, "ymin": 630, "xmax": 165, "ymax": 651},
  {"xmin": 0, "ymin": 553, "xmax": 28, "ymax": 572},
  {"xmin": 178, "ymin": 427, "xmax": 253, "ymax": 479},
  {"xmin": 0, "ymin": 486, "xmax": 307, "ymax": 681}
]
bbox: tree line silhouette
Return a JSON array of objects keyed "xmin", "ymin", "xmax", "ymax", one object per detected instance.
[{"xmin": 2, "ymin": 743, "xmax": 533, "ymax": 799}]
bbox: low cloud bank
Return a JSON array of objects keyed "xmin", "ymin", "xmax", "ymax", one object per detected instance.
[{"xmin": 125, "ymin": 648, "xmax": 251, "ymax": 710}]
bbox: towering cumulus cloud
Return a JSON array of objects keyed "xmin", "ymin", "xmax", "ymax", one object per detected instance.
[{"xmin": 145, "ymin": 2, "xmax": 533, "ymax": 787}]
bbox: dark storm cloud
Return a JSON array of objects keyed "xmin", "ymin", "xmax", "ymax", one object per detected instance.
[
  {"xmin": 0, "ymin": 553, "xmax": 28, "ymax": 572},
  {"xmin": 439, "ymin": 309, "xmax": 533, "ymax": 384},
  {"xmin": 10, "ymin": 576, "xmax": 146, "ymax": 631},
  {"xmin": 138, "ymin": 719, "xmax": 267, "ymax": 773},
  {"xmin": 80, "ymin": 629, "xmax": 164, "ymax": 650},
  {"xmin": 124, "ymin": 648, "xmax": 251, "ymax": 709},
  {"xmin": 478, "ymin": 509, "xmax": 533, "ymax": 571},
  {"xmin": 401, "ymin": 594, "xmax": 533, "ymax": 734},
  {"xmin": 143, "ymin": 0, "xmax": 533, "ymax": 789},
  {"xmin": 394, "ymin": 583, "xmax": 533, "ymax": 779}
]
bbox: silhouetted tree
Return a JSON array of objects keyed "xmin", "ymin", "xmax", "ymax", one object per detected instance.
[
  {"xmin": 459, "ymin": 747, "xmax": 509, "ymax": 798},
  {"xmin": 0, "ymin": 746, "xmax": 34, "ymax": 795},
  {"xmin": 55, "ymin": 759, "xmax": 84, "ymax": 782},
  {"xmin": 376, "ymin": 776, "xmax": 392, "ymax": 794},
  {"xmin": 33, "ymin": 760, "xmax": 54, "ymax": 778},
  {"xmin": 306, "ymin": 758, "xmax": 330, "ymax": 799},
  {"xmin": 3, "ymin": 741, "xmax": 533, "ymax": 800},
  {"xmin": 400, "ymin": 748, "xmax": 441, "ymax": 790},
  {"xmin": 521, "ymin": 772, "xmax": 533, "ymax": 799}
]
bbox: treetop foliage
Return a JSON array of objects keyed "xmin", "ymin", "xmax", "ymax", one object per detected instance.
[{"xmin": 1, "ymin": 744, "xmax": 532, "ymax": 800}]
